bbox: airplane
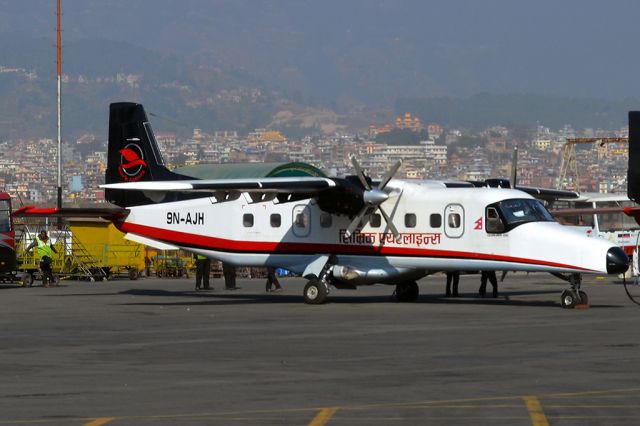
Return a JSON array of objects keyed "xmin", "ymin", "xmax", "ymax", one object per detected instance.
[{"xmin": 15, "ymin": 102, "xmax": 630, "ymax": 308}]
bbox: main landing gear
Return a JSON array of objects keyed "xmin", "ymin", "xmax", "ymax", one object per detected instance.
[
  {"xmin": 558, "ymin": 273, "xmax": 588, "ymax": 309},
  {"xmin": 303, "ymin": 255, "xmax": 334, "ymax": 305},
  {"xmin": 303, "ymin": 279, "xmax": 329, "ymax": 304},
  {"xmin": 395, "ymin": 281, "xmax": 419, "ymax": 302}
]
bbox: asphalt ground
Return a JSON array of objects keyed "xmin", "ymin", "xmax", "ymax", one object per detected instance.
[{"xmin": 1, "ymin": 272, "xmax": 640, "ymax": 425}]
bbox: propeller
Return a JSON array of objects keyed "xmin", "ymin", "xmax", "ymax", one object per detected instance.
[{"xmin": 344, "ymin": 156, "xmax": 402, "ymax": 240}]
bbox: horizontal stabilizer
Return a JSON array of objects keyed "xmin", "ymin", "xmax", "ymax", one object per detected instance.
[
  {"xmin": 13, "ymin": 205, "xmax": 128, "ymax": 219},
  {"xmin": 101, "ymin": 177, "xmax": 336, "ymax": 193}
]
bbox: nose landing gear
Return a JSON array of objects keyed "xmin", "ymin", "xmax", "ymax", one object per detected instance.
[{"xmin": 558, "ymin": 273, "xmax": 588, "ymax": 309}]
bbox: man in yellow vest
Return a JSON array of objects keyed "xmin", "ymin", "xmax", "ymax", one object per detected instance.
[
  {"xmin": 26, "ymin": 230, "xmax": 58, "ymax": 287},
  {"xmin": 194, "ymin": 254, "xmax": 211, "ymax": 291}
]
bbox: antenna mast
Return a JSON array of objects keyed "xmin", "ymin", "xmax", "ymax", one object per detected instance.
[{"xmin": 56, "ymin": 0, "xmax": 62, "ymax": 213}]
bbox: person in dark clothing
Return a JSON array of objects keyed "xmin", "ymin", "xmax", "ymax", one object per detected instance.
[
  {"xmin": 265, "ymin": 267, "xmax": 282, "ymax": 292},
  {"xmin": 479, "ymin": 271, "xmax": 498, "ymax": 298},
  {"xmin": 195, "ymin": 254, "xmax": 212, "ymax": 290},
  {"xmin": 445, "ymin": 271, "xmax": 460, "ymax": 297},
  {"xmin": 223, "ymin": 262, "xmax": 238, "ymax": 290}
]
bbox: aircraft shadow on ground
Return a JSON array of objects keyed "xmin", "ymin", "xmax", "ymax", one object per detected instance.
[{"xmin": 108, "ymin": 288, "xmax": 624, "ymax": 308}]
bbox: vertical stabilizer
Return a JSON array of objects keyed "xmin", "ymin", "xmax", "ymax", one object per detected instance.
[
  {"xmin": 105, "ymin": 102, "xmax": 189, "ymax": 206},
  {"xmin": 628, "ymin": 112, "xmax": 640, "ymax": 203}
]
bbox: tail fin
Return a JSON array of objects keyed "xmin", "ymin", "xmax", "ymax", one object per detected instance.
[
  {"xmin": 628, "ymin": 111, "xmax": 640, "ymax": 203},
  {"xmin": 105, "ymin": 102, "xmax": 190, "ymax": 207}
]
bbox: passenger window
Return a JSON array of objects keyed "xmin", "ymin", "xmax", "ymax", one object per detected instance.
[
  {"xmin": 270, "ymin": 213, "xmax": 281, "ymax": 228},
  {"xmin": 295, "ymin": 212, "xmax": 308, "ymax": 228},
  {"xmin": 320, "ymin": 212, "xmax": 332, "ymax": 228},
  {"xmin": 430, "ymin": 213, "xmax": 441, "ymax": 228},
  {"xmin": 486, "ymin": 207, "xmax": 505, "ymax": 233},
  {"xmin": 448, "ymin": 213, "xmax": 461, "ymax": 228},
  {"xmin": 370, "ymin": 213, "xmax": 382, "ymax": 228},
  {"xmin": 405, "ymin": 213, "xmax": 417, "ymax": 228},
  {"xmin": 243, "ymin": 213, "xmax": 254, "ymax": 227}
]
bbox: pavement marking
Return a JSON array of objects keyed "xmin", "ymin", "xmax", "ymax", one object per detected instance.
[
  {"xmin": 541, "ymin": 387, "xmax": 640, "ymax": 399},
  {"xmin": 3, "ymin": 388, "xmax": 640, "ymax": 425},
  {"xmin": 83, "ymin": 418, "xmax": 114, "ymax": 426},
  {"xmin": 523, "ymin": 396, "xmax": 549, "ymax": 426},
  {"xmin": 308, "ymin": 407, "xmax": 338, "ymax": 426}
]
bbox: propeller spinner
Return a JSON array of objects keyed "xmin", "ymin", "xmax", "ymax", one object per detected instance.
[{"xmin": 344, "ymin": 156, "xmax": 402, "ymax": 239}]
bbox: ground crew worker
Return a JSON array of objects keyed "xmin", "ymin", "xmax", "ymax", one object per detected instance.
[
  {"xmin": 194, "ymin": 254, "xmax": 211, "ymax": 291},
  {"xmin": 25, "ymin": 230, "xmax": 58, "ymax": 287},
  {"xmin": 265, "ymin": 267, "xmax": 282, "ymax": 292},
  {"xmin": 223, "ymin": 262, "xmax": 238, "ymax": 290},
  {"xmin": 479, "ymin": 270, "xmax": 498, "ymax": 298}
]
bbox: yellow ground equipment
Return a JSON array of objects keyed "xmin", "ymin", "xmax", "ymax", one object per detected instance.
[
  {"xmin": 66, "ymin": 219, "xmax": 147, "ymax": 280},
  {"xmin": 16, "ymin": 232, "xmax": 65, "ymax": 286},
  {"xmin": 152, "ymin": 251, "xmax": 194, "ymax": 278}
]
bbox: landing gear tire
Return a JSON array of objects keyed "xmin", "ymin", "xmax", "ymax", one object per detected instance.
[
  {"xmin": 396, "ymin": 281, "xmax": 419, "ymax": 302},
  {"xmin": 578, "ymin": 290, "xmax": 589, "ymax": 306},
  {"xmin": 560, "ymin": 289, "xmax": 578, "ymax": 309},
  {"xmin": 303, "ymin": 279, "xmax": 328, "ymax": 305}
]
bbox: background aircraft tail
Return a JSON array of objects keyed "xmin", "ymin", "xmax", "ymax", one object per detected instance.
[
  {"xmin": 628, "ymin": 111, "xmax": 640, "ymax": 203},
  {"xmin": 105, "ymin": 102, "xmax": 190, "ymax": 207}
]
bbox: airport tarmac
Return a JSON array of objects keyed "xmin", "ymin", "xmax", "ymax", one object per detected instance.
[{"xmin": 0, "ymin": 272, "xmax": 639, "ymax": 425}]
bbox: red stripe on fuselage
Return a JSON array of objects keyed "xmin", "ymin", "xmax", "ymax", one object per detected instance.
[{"xmin": 118, "ymin": 221, "xmax": 594, "ymax": 271}]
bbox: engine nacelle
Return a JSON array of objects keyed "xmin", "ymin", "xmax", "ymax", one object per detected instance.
[{"xmin": 332, "ymin": 265, "xmax": 404, "ymax": 286}]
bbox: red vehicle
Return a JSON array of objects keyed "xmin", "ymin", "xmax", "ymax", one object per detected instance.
[{"xmin": 0, "ymin": 192, "xmax": 15, "ymax": 279}]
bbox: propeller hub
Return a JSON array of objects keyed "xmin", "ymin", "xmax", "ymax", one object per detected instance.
[{"xmin": 363, "ymin": 188, "xmax": 388, "ymax": 205}]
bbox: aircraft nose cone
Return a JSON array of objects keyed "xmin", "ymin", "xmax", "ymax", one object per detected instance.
[{"xmin": 606, "ymin": 247, "xmax": 629, "ymax": 274}]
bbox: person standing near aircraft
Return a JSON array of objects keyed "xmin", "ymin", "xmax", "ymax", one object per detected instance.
[
  {"xmin": 265, "ymin": 267, "xmax": 282, "ymax": 292},
  {"xmin": 194, "ymin": 254, "xmax": 211, "ymax": 290},
  {"xmin": 223, "ymin": 263, "xmax": 238, "ymax": 290},
  {"xmin": 479, "ymin": 271, "xmax": 498, "ymax": 298},
  {"xmin": 445, "ymin": 271, "xmax": 460, "ymax": 297},
  {"xmin": 25, "ymin": 230, "xmax": 58, "ymax": 287}
]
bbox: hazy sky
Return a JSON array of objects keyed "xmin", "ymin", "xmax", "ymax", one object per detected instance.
[{"xmin": 1, "ymin": 0, "xmax": 640, "ymax": 101}]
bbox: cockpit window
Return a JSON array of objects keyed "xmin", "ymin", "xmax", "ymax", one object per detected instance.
[{"xmin": 486, "ymin": 198, "xmax": 555, "ymax": 233}]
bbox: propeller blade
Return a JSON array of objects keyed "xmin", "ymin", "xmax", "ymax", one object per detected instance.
[
  {"xmin": 350, "ymin": 155, "xmax": 371, "ymax": 190},
  {"xmin": 378, "ymin": 206, "xmax": 400, "ymax": 241},
  {"xmin": 378, "ymin": 160, "xmax": 402, "ymax": 190},
  {"xmin": 344, "ymin": 205, "xmax": 370, "ymax": 238}
]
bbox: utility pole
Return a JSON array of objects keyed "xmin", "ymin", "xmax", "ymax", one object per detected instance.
[{"xmin": 56, "ymin": 0, "xmax": 62, "ymax": 218}]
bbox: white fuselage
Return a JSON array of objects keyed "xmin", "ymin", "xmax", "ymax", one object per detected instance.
[{"xmin": 117, "ymin": 180, "xmax": 617, "ymax": 280}]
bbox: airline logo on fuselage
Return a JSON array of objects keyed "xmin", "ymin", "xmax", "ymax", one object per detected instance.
[{"xmin": 118, "ymin": 144, "xmax": 147, "ymax": 182}]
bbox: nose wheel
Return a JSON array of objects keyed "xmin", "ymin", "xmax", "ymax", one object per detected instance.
[{"xmin": 560, "ymin": 274, "xmax": 588, "ymax": 309}]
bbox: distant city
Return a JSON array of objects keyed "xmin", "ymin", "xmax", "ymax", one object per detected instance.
[{"xmin": 0, "ymin": 110, "xmax": 629, "ymax": 206}]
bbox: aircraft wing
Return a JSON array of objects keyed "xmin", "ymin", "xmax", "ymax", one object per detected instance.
[
  {"xmin": 515, "ymin": 186, "xmax": 579, "ymax": 200},
  {"xmin": 13, "ymin": 205, "xmax": 128, "ymax": 219},
  {"xmin": 466, "ymin": 179, "xmax": 579, "ymax": 200},
  {"xmin": 100, "ymin": 177, "xmax": 336, "ymax": 193}
]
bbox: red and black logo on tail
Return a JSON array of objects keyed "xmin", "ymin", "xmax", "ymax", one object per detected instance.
[{"xmin": 118, "ymin": 144, "xmax": 147, "ymax": 182}]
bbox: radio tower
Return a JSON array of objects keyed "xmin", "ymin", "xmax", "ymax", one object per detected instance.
[{"xmin": 56, "ymin": 0, "xmax": 62, "ymax": 214}]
